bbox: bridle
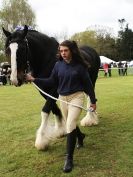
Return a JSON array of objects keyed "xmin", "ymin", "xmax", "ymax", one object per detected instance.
[
  {"xmin": 24, "ymin": 38, "xmax": 31, "ymax": 74},
  {"xmin": 6, "ymin": 37, "xmax": 32, "ymax": 82}
]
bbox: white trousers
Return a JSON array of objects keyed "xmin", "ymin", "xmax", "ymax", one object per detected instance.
[{"xmin": 59, "ymin": 91, "xmax": 85, "ymax": 133}]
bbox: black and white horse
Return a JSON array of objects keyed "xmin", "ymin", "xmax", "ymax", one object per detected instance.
[{"xmin": 2, "ymin": 25, "xmax": 100, "ymax": 150}]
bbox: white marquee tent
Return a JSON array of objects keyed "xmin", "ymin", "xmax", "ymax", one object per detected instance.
[
  {"xmin": 100, "ymin": 56, "xmax": 115, "ymax": 64},
  {"xmin": 129, "ymin": 60, "xmax": 133, "ymax": 67}
]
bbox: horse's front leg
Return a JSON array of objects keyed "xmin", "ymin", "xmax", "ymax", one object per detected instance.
[
  {"xmin": 52, "ymin": 101, "xmax": 66, "ymax": 138},
  {"xmin": 35, "ymin": 111, "xmax": 50, "ymax": 150},
  {"xmin": 35, "ymin": 99, "xmax": 66, "ymax": 151}
]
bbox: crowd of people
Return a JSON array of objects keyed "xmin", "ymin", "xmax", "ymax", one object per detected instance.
[
  {"xmin": 118, "ymin": 61, "xmax": 128, "ymax": 76},
  {"xmin": 101, "ymin": 61, "xmax": 128, "ymax": 77}
]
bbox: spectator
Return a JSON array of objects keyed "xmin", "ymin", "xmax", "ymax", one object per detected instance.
[
  {"xmin": 118, "ymin": 61, "xmax": 123, "ymax": 76},
  {"xmin": 103, "ymin": 63, "xmax": 108, "ymax": 77},
  {"xmin": 123, "ymin": 62, "xmax": 128, "ymax": 76},
  {"xmin": 108, "ymin": 62, "xmax": 112, "ymax": 77}
]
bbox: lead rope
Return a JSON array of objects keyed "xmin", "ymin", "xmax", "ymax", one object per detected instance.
[{"xmin": 32, "ymin": 82, "xmax": 89, "ymax": 111}]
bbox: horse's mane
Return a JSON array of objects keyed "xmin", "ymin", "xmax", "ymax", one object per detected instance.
[
  {"xmin": 27, "ymin": 30, "xmax": 59, "ymax": 55},
  {"xmin": 25, "ymin": 30, "xmax": 59, "ymax": 77}
]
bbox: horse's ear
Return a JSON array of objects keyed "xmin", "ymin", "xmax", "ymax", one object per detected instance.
[
  {"xmin": 22, "ymin": 25, "xmax": 28, "ymax": 39},
  {"xmin": 2, "ymin": 27, "xmax": 11, "ymax": 37}
]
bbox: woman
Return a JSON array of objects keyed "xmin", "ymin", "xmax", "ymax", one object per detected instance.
[{"xmin": 26, "ymin": 40, "xmax": 97, "ymax": 173}]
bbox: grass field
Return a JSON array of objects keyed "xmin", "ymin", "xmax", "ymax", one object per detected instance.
[{"xmin": 0, "ymin": 75, "xmax": 133, "ymax": 177}]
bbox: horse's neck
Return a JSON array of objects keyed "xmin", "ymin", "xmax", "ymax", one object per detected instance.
[
  {"xmin": 29, "ymin": 50, "xmax": 57, "ymax": 78},
  {"xmin": 27, "ymin": 32, "xmax": 58, "ymax": 77}
]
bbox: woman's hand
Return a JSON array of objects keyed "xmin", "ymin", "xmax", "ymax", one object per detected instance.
[
  {"xmin": 89, "ymin": 103, "xmax": 96, "ymax": 112},
  {"xmin": 26, "ymin": 73, "xmax": 35, "ymax": 82}
]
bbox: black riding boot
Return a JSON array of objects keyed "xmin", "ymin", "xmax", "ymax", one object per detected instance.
[
  {"xmin": 63, "ymin": 129, "xmax": 77, "ymax": 173},
  {"xmin": 76, "ymin": 126, "xmax": 85, "ymax": 149}
]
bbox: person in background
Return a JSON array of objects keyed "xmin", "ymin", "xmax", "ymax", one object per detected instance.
[
  {"xmin": 26, "ymin": 40, "xmax": 97, "ymax": 173},
  {"xmin": 123, "ymin": 62, "xmax": 128, "ymax": 76},
  {"xmin": 108, "ymin": 62, "xmax": 112, "ymax": 77},
  {"xmin": 118, "ymin": 61, "xmax": 123, "ymax": 76},
  {"xmin": 103, "ymin": 63, "xmax": 108, "ymax": 77},
  {"xmin": 1, "ymin": 68, "xmax": 7, "ymax": 85}
]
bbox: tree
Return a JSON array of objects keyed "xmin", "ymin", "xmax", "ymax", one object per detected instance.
[
  {"xmin": 116, "ymin": 21, "xmax": 133, "ymax": 60},
  {"xmin": 0, "ymin": 0, "xmax": 36, "ymax": 31},
  {"xmin": 96, "ymin": 34, "xmax": 117, "ymax": 60},
  {"xmin": 0, "ymin": 0, "xmax": 36, "ymax": 62},
  {"xmin": 118, "ymin": 18, "xmax": 126, "ymax": 30},
  {"xmin": 70, "ymin": 26, "xmax": 117, "ymax": 60},
  {"xmin": 70, "ymin": 30, "xmax": 97, "ymax": 49}
]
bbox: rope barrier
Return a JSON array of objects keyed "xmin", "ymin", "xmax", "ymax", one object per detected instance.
[{"xmin": 99, "ymin": 67, "xmax": 132, "ymax": 71}]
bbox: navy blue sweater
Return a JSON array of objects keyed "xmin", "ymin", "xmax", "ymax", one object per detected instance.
[{"xmin": 34, "ymin": 60, "xmax": 96, "ymax": 104}]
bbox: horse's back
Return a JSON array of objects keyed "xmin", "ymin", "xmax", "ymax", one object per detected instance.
[
  {"xmin": 80, "ymin": 45, "xmax": 100, "ymax": 87},
  {"xmin": 80, "ymin": 46, "xmax": 100, "ymax": 69}
]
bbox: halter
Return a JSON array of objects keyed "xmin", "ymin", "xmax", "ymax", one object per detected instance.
[
  {"xmin": 24, "ymin": 38, "xmax": 31, "ymax": 73},
  {"xmin": 6, "ymin": 37, "xmax": 32, "ymax": 83},
  {"xmin": 7, "ymin": 37, "xmax": 31, "ymax": 71}
]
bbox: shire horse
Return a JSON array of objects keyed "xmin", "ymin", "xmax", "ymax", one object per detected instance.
[{"xmin": 2, "ymin": 25, "xmax": 100, "ymax": 150}]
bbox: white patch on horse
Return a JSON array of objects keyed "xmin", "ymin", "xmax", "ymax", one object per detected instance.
[
  {"xmin": 9, "ymin": 43, "xmax": 18, "ymax": 85},
  {"xmin": 80, "ymin": 96, "xmax": 99, "ymax": 126},
  {"xmin": 35, "ymin": 112, "xmax": 66, "ymax": 151},
  {"xmin": 35, "ymin": 112, "xmax": 50, "ymax": 150}
]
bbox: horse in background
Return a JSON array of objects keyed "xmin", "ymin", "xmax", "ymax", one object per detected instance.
[{"xmin": 2, "ymin": 25, "xmax": 100, "ymax": 150}]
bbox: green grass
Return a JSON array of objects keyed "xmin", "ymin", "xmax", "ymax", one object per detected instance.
[{"xmin": 0, "ymin": 76, "xmax": 133, "ymax": 177}]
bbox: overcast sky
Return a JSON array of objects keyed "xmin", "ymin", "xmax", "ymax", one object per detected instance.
[
  {"xmin": 27, "ymin": 0, "xmax": 133, "ymax": 37},
  {"xmin": 0, "ymin": 0, "xmax": 133, "ymax": 37}
]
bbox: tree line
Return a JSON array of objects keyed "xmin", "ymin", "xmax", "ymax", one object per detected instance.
[
  {"xmin": 0, "ymin": 0, "xmax": 133, "ymax": 63},
  {"xmin": 70, "ymin": 22, "xmax": 133, "ymax": 62}
]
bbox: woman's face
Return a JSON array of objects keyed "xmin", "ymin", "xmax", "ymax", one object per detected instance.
[{"xmin": 59, "ymin": 46, "xmax": 72, "ymax": 63}]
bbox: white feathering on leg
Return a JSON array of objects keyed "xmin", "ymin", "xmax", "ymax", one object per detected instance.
[
  {"xmin": 80, "ymin": 96, "xmax": 99, "ymax": 126},
  {"xmin": 35, "ymin": 112, "xmax": 66, "ymax": 150},
  {"xmin": 35, "ymin": 112, "xmax": 50, "ymax": 150},
  {"xmin": 80, "ymin": 110, "xmax": 99, "ymax": 126}
]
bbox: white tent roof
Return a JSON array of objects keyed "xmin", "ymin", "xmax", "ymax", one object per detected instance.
[
  {"xmin": 129, "ymin": 60, "xmax": 133, "ymax": 66},
  {"xmin": 100, "ymin": 56, "xmax": 115, "ymax": 64}
]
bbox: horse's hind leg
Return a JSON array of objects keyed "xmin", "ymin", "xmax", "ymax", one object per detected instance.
[
  {"xmin": 80, "ymin": 70, "xmax": 99, "ymax": 127},
  {"xmin": 80, "ymin": 95, "xmax": 99, "ymax": 127}
]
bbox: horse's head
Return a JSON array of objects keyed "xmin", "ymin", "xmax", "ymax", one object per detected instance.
[{"xmin": 2, "ymin": 25, "xmax": 29, "ymax": 86}]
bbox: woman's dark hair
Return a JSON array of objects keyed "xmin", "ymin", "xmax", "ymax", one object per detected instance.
[{"xmin": 58, "ymin": 40, "xmax": 88, "ymax": 67}]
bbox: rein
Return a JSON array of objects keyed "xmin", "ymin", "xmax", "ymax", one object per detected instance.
[
  {"xmin": 32, "ymin": 82, "xmax": 93, "ymax": 112},
  {"xmin": 25, "ymin": 38, "xmax": 31, "ymax": 73}
]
